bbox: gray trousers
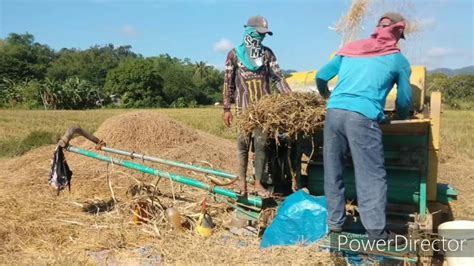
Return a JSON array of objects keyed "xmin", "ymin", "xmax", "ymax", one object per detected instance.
[{"xmin": 237, "ymin": 128, "xmax": 267, "ymax": 182}]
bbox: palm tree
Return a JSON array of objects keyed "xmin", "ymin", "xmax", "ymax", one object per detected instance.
[{"xmin": 194, "ymin": 61, "xmax": 210, "ymax": 80}]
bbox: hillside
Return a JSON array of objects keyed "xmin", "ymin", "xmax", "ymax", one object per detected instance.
[{"xmin": 428, "ymin": 66, "xmax": 474, "ymax": 76}]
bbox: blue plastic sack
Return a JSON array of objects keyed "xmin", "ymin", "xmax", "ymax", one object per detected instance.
[{"xmin": 260, "ymin": 190, "xmax": 328, "ymax": 248}]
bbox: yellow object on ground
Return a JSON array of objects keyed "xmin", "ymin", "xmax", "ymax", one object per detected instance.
[{"xmin": 196, "ymin": 212, "xmax": 214, "ymax": 237}]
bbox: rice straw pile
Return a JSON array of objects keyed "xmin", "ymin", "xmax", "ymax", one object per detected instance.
[
  {"xmin": 91, "ymin": 111, "xmax": 199, "ymax": 151},
  {"xmin": 237, "ymin": 92, "xmax": 326, "ymax": 140}
]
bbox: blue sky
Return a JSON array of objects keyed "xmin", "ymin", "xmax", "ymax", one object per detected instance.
[{"xmin": 1, "ymin": 0, "xmax": 473, "ymax": 71}]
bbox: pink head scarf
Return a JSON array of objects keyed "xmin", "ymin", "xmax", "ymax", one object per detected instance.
[{"xmin": 337, "ymin": 19, "xmax": 406, "ymax": 58}]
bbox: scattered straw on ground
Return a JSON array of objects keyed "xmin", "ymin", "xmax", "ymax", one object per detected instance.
[
  {"xmin": 0, "ymin": 111, "xmax": 336, "ymax": 264},
  {"xmin": 1, "ymin": 110, "xmax": 473, "ymax": 264},
  {"xmin": 237, "ymin": 92, "xmax": 326, "ymax": 140}
]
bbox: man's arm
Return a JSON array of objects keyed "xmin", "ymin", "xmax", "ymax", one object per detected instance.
[
  {"xmin": 395, "ymin": 65, "xmax": 412, "ymax": 119},
  {"xmin": 315, "ymin": 55, "xmax": 342, "ymax": 98},
  {"xmin": 223, "ymin": 50, "xmax": 236, "ymax": 126},
  {"xmin": 268, "ymin": 49, "xmax": 291, "ymax": 93}
]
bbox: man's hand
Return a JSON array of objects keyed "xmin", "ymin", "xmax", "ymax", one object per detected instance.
[{"xmin": 223, "ymin": 111, "xmax": 233, "ymax": 126}]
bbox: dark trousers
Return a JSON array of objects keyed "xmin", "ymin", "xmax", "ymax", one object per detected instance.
[
  {"xmin": 237, "ymin": 128, "xmax": 267, "ymax": 182},
  {"xmin": 323, "ymin": 108, "xmax": 388, "ymax": 241}
]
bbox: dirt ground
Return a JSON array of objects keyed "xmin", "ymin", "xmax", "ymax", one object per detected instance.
[{"xmin": 0, "ymin": 111, "xmax": 472, "ymax": 265}]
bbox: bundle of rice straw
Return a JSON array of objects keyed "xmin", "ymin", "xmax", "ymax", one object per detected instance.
[{"xmin": 237, "ymin": 92, "xmax": 326, "ymax": 140}]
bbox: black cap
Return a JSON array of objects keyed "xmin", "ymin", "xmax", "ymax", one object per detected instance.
[{"xmin": 245, "ymin": 15, "xmax": 273, "ymax": 36}]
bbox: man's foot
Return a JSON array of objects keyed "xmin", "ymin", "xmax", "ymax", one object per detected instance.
[
  {"xmin": 254, "ymin": 182, "xmax": 272, "ymax": 198},
  {"xmin": 234, "ymin": 178, "xmax": 247, "ymax": 196}
]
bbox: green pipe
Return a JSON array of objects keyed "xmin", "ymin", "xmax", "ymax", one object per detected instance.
[
  {"xmin": 66, "ymin": 146, "xmax": 262, "ymax": 208},
  {"xmin": 101, "ymin": 146, "xmax": 238, "ymax": 180}
]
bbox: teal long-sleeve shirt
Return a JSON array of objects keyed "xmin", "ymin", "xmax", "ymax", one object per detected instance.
[{"xmin": 316, "ymin": 53, "xmax": 412, "ymax": 122}]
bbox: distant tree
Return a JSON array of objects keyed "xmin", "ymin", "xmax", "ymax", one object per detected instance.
[
  {"xmin": 35, "ymin": 77, "xmax": 104, "ymax": 110},
  {"xmin": 0, "ymin": 78, "xmax": 22, "ymax": 108},
  {"xmin": 426, "ymin": 73, "xmax": 474, "ymax": 109},
  {"xmin": 427, "ymin": 73, "xmax": 449, "ymax": 93},
  {"xmin": 150, "ymin": 55, "xmax": 198, "ymax": 106},
  {"xmin": 194, "ymin": 61, "xmax": 210, "ymax": 80},
  {"xmin": 104, "ymin": 58, "xmax": 164, "ymax": 108},
  {"xmin": 39, "ymin": 78, "xmax": 61, "ymax": 109},
  {"xmin": 47, "ymin": 44, "xmax": 138, "ymax": 87},
  {"xmin": 0, "ymin": 33, "xmax": 55, "ymax": 82},
  {"xmin": 0, "ymin": 32, "xmax": 228, "ymax": 109}
]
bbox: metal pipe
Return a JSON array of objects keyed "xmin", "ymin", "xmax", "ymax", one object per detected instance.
[
  {"xmin": 101, "ymin": 146, "xmax": 237, "ymax": 180},
  {"xmin": 66, "ymin": 146, "xmax": 262, "ymax": 208},
  {"xmin": 58, "ymin": 125, "xmax": 102, "ymax": 148}
]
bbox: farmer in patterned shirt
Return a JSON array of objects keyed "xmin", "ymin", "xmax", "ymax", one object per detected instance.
[{"xmin": 222, "ymin": 15, "xmax": 291, "ymax": 197}]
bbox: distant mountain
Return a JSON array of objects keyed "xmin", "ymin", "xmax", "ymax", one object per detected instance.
[{"xmin": 428, "ymin": 66, "xmax": 474, "ymax": 76}]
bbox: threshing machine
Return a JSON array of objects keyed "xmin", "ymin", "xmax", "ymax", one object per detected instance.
[{"xmin": 284, "ymin": 66, "xmax": 458, "ymax": 263}]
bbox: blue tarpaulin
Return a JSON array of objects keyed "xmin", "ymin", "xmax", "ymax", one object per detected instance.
[{"xmin": 260, "ymin": 190, "xmax": 328, "ymax": 248}]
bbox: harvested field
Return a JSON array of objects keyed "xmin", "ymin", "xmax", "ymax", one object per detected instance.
[
  {"xmin": 0, "ymin": 109, "xmax": 473, "ymax": 264},
  {"xmin": 0, "ymin": 111, "xmax": 335, "ymax": 264}
]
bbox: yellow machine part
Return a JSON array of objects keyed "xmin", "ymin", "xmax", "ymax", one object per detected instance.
[{"xmin": 285, "ymin": 66, "xmax": 426, "ymax": 112}]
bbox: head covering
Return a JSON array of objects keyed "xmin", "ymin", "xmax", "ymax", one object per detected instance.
[
  {"xmin": 235, "ymin": 27, "xmax": 266, "ymax": 71},
  {"xmin": 379, "ymin": 12, "xmax": 406, "ymax": 39},
  {"xmin": 245, "ymin": 15, "xmax": 273, "ymax": 35},
  {"xmin": 337, "ymin": 13, "xmax": 406, "ymax": 58}
]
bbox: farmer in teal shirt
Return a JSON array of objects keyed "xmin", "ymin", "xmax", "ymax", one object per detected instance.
[{"xmin": 316, "ymin": 13, "xmax": 412, "ymax": 244}]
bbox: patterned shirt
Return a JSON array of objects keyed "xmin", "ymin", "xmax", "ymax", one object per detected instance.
[{"xmin": 223, "ymin": 47, "xmax": 291, "ymax": 113}]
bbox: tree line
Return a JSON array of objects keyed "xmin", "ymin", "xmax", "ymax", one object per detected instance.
[
  {"xmin": 1, "ymin": 32, "xmax": 472, "ymax": 110},
  {"xmin": 0, "ymin": 33, "xmax": 223, "ymax": 109},
  {"xmin": 426, "ymin": 73, "xmax": 474, "ymax": 110}
]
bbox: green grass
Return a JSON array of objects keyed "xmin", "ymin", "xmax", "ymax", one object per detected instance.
[
  {"xmin": 441, "ymin": 109, "xmax": 474, "ymax": 159},
  {"xmin": 0, "ymin": 107, "xmax": 236, "ymax": 158},
  {"xmin": 0, "ymin": 108, "xmax": 472, "ymax": 159},
  {"xmin": 159, "ymin": 107, "xmax": 237, "ymax": 139},
  {"xmin": 0, "ymin": 130, "xmax": 58, "ymax": 157}
]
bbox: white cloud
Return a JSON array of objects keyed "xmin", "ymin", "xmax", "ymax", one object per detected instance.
[
  {"xmin": 426, "ymin": 47, "xmax": 455, "ymax": 57},
  {"xmin": 213, "ymin": 38, "xmax": 234, "ymax": 53},
  {"xmin": 121, "ymin": 25, "xmax": 139, "ymax": 38}
]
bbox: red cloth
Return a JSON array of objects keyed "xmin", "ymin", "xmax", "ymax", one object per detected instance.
[{"xmin": 337, "ymin": 21, "xmax": 406, "ymax": 58}]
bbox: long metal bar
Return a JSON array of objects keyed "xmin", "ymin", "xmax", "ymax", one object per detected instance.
[
  {"xmin": 101, "ymin": 146, "xmax": 237, "ymax": 180},
  {"xmin": 67, "ymin": 146, "xmax": 262, "ymax": 208}
]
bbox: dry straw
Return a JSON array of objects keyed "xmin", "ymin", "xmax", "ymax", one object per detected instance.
[
  {"xmin": 237, "ymin": 92, "xmax": 326, "ymax": 141},
  {"xmin": 0, "ymin": 112, "xmax": 339, "ymax": 264},
  {"xmin": 335, "ymin": 0, "xmax": 371, "ymax": 44}
]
